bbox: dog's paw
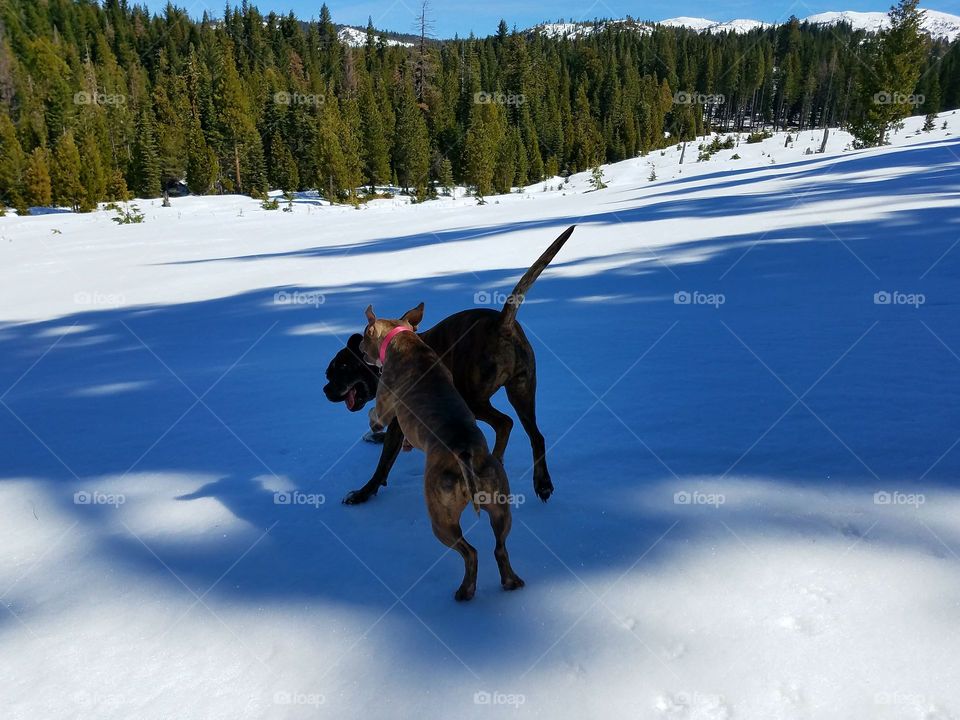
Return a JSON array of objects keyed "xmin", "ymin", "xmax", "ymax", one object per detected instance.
[
  {"xmin": 534, "ymin": 477, "xmax": 554, "ymax": 502},
  {"xmin": 454, "ymin": 584, "xmax": 476, "ymax": 602},
  {"xmin": 342, "ymin": 489, "xmax": 375, "ymax": 505},
  {"xmin": 362, "ymin": 430, "xmax": 386, "ymax": 444},
  {"xmin": 501, "ymin": 575, "xmax": 525, "ymax": 591}
]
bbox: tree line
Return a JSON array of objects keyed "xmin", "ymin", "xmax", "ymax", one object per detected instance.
[{"xmin": 0, "ymin": 0, "xmax": 956, "ymax": 213}]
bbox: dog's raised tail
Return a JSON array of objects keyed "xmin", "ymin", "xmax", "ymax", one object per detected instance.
[
  {"xmin": 456, "ymin": 451, "xmax": 482, "ymax": 515},
  {"xmin": 500, "ymin": 225, "xmax": 575, "ymax": 327}
]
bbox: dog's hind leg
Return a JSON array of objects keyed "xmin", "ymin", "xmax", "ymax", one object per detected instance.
[
  {"xmin": 431, "ymin": 517, "xmax": 479, "ymax": 601},
  {"xmin": 427, "ymin": 462, "xmax": 478, "ymax": 601},
  {"xmin": 343, "ymin": 419, "xmax": 403, "ymax": 504},
  {"xmin": 481, "ymin": 466, "xmax": 524, "ymax": 590},
  {"xmin": 505, "ymin": 374, "xmax": 552, "ymax": 502},
  {"xmin": 472, "ymin": 399, "xmax": 513, "ymax": 463}
]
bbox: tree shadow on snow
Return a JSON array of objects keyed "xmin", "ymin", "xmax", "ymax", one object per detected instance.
[{"xmin": 2, "ymin": 139, "xmax": 960, "ymax": 680}]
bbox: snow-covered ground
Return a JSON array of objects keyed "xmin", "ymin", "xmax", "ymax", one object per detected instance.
[{"xmin": 2, "ymin": 112, "xmax": 960, "ymax": 719}]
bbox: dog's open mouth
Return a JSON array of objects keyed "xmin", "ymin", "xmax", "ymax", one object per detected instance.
[{"xmin": 339, "ymin": 381, "xmax": 369, "ymax": 411}]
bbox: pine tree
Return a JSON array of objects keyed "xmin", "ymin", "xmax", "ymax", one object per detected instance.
[
  {"xmin": 131, "ymin": 109, "xmax": 162, "ymax": 198},
  {"xmin": 392, "ymin": 78, "xmax": 430, "ymax": 198},
  {"xmin": 358, "ymin": 76, "xmax": 390, "ymax": 187},
  {"xmin": 214, "ymin": 40, "xmax": 257, "ymax": 193},
  {"xmin": 589, "ymin": 165, "xmax": 607, "ymax": 190},
  {"xmin": 267, "ymin": 133, "xmax": 299, "ymax": 193},
  {"xmin": 0, "ymin": 113, "xmax": 26, "ymax": 212},
  {"xmin": 51, "ymin": 131, "xmax": 86, "ymax": 212},
  {"xmin": 186, "ymin": 117, "xmax": 218, "ymax": 195},
  {"xmin": 78, "ymin": 129, "xmax": 106, "ymax": 211},
  {"xmin": 850, "ymin": 0, "xmax": 926, "ymax": 147},
  {"xmin": 24, "ymin": 148, "xmax": 53, "ymax": 208},
  {"xmin": 464, "ymin": 107, "xmax": 494, "ymax": 201},
  {"xmin": 922, "ymin": 67, "xmax": 941, "ymax": 131},
  {"xmin": 436, "ymin": 156, "xmax": 453, "ymax": 195}
]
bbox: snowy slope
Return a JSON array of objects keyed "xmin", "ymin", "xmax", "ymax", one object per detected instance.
[
  {"xmin": 2, "ymin": 113, "xmax": 960, "ymax": 719},
  {"xmin": 804, "ymin": 8, "xmax": 960, "ymax": 40},
  {"xmin": 538, "ymin": 8, "xmax": 960, "ymax": 39},
  {"xmin": 337, "ymin": 26, "xmax": 413, "ymax": 48}
]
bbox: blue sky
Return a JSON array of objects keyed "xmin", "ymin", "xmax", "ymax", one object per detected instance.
[{"xmin": 163, "ymin": 0, "xmax": 960, "ymax": 37}]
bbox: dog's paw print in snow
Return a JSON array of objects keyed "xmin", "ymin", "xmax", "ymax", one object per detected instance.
[
  {"xmin": 770, "ymin": 681, "xmax": 806, "ymax": 718},
  {"xmin": 654, "ymin": 692, "xmax": 730, "ymax": 719},
  {"xmin": 797, "ymin": 584, "xmax": 834, "ymax": 604}
]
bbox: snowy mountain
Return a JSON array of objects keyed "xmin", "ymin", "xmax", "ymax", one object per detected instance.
[
  {"xmin": 660, "ymin": 16, "xmax": 771, "ymax": 33},
  {"xmin": 803, "ymin": 8, "xmax": 960, "ymax": 39},
  {"xmin": 531, "ymin": 8, "xmax": 960, "ymax": 40},
  {"xmin": 336, "ymin": 26, "xmax": 414, "ymax": 48}
]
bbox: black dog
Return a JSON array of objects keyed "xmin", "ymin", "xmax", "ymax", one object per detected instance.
[{"xmin": 323, "ymin": 226, "xmax": 575, "ymax": 504}]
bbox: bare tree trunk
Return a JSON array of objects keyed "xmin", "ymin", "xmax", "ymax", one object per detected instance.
[{"xmin": 234, "ymin": 145, "xmax": 242, "ymax": 194}]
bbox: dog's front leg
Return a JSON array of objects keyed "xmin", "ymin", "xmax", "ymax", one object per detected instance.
[{"xmin": 343, "ymin": 419, "xmax": 404, "ymax": 505}]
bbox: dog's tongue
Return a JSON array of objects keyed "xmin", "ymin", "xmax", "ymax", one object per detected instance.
[{"xmin": 345, "ymin": 386, "xmax": 357, "ymax": 410}]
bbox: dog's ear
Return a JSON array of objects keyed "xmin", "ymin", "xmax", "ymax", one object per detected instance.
[
  {"xmin": 347, "ymin": 333, "xmax": 363, "ymax": 352},
  {"xmin": 400, "ymin": 302, "xmax": 424, "ymax": 330},
  {"xmin": 365, "ymin": 305, "xmax": 376, "ymax": 324}
]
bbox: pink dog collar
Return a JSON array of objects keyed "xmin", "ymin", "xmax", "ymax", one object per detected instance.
[{"xmin": 379, "ymin": 326, "xmax": 412, "ymax": 364}]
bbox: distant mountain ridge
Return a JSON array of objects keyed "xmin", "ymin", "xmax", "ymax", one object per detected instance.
[{"xmin": 529, "ymin": 8, "xmax": 960, "ymax": 41}]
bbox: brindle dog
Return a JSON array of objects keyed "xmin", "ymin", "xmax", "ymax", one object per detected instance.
[
  {"xmin": 360, "ymin": 303, "xmax": 524, "ymax": 601},
  {"xmin": 323, "ymin": 226, "xmax": 575, "ymax": 504}
]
